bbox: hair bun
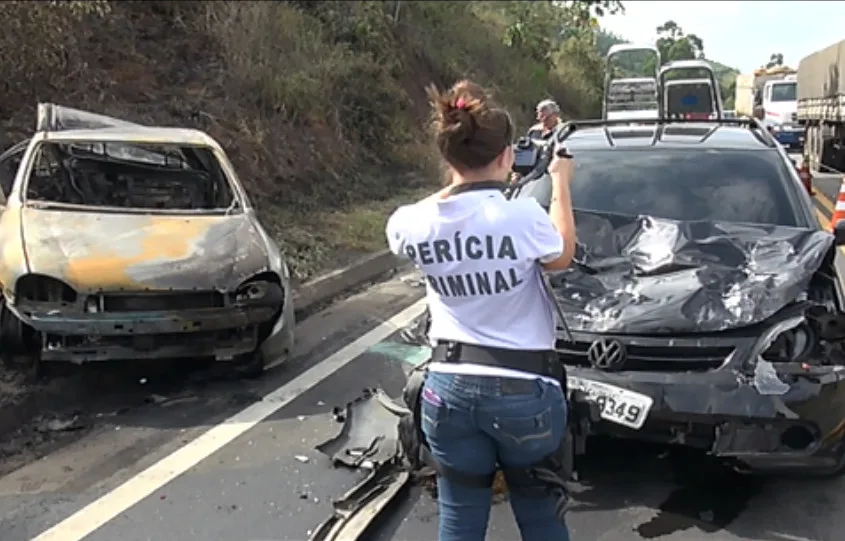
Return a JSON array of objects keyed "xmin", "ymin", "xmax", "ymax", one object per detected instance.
[{"xmin": 427, "ymin": 79, "xmax": 514, "ymax": 171}]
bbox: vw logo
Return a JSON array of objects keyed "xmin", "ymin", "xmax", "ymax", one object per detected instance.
[{"xmin": 586, "ymin": 338, "xmax": 627, "ymax": 371}]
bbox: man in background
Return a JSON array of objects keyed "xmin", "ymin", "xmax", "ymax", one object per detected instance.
[{"xmin": 527, "ymin": 99, "xmax": 562, "ymax": 141}]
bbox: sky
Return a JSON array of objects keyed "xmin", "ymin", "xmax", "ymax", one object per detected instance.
[{"xmin": 600, "ymin": 1, "xmax": 845, "ymax": 73}]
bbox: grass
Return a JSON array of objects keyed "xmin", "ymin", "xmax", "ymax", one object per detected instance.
[{"xmin": 0, "ymin": 0, "xmax": 607, "ymax": 281}]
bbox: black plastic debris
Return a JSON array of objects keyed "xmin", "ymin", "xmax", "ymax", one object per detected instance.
[{"xmin": 317, "ymin": 389, "xmax": 401, "ymax": 470}]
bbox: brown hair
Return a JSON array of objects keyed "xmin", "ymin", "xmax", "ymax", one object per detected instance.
[{"xmin": 426, "ymin": 80, "xmax": 514, "ymax": 172}]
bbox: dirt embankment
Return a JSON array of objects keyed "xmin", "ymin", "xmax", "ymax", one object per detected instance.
[{"xmin": 0, "ymin": 0, "xmax": 602, "ymax": 279}]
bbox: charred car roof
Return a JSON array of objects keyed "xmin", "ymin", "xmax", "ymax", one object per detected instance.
[{"xmin": 39, "ymin": 127, "xmax": 221, "ymax": 147}]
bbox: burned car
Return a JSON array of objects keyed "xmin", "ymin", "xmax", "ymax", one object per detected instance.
[
  {"xmin": 404, "ymin": 118, "xmax": 845, "ymax": 475},
  {"xmin": 0, "ymin": 104, "xmax": 295, "ymax": 377}
]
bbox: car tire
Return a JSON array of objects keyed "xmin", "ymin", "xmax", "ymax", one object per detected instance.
[
  {"xmin": 820, "ymin": 439, "xmax": 845, "ymax": 478},
  {"xmin": 232, "ymin": 349, "xmax": 265, "ymax": 379}
]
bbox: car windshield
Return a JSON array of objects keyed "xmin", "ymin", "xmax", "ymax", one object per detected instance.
[
  {"xmin": 771, "ymin": 82, "xmax": 797, "ymax": 102},
  {"xmin": 516, "ymin": 148, "xmax": 799, "ymax": 227},
  {"xmin": 24, "ymin": 141, "xmax": 237, "ymax": 213}
]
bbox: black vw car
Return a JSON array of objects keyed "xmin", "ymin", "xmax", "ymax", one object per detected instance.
[{"xmin": 405, "ymin": 118, "xmax": 845, "ymax": 476}]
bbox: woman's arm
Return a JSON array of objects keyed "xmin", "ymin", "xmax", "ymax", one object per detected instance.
[{"xmin": 541, "ymin": 155, "xmax": 576, "ymax": 271}]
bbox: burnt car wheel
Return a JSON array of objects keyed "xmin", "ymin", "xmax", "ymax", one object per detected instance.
[
  {"xmin": 0, "ymin": 299, "xmax": 43, "ymax": 381},
  {"xmin": 232, "ymin": 349, "xmax": 265, "ymax": 379}
]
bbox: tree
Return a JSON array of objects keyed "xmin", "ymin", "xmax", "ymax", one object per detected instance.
[
  {"xmin": 765, "ymin": 53, "xmax": 784, "ymax": 69},
  {"xmin": 640, "ymin": 20, "xmax": 704, "ymax": 75},
  {"xmin": 655, "ymin": 20, "xmax": 704, "ymax": 62},
  {"xmin": 499, "ymin": 1, "xmax": 624, "ymax": 69}
]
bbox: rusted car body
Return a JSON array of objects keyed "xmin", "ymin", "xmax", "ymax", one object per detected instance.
[{"xmin": 0, "ymin": 104, "xmax": 295, "ymax": 376}]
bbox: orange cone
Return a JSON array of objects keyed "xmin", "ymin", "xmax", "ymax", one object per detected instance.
[
  {"xmin": 798, "ymin": 162, "xmax": 814, "ymax": 196},
  {"xmin": 831, "ymin": 177, "xmax": 845, "ymax": 232}
]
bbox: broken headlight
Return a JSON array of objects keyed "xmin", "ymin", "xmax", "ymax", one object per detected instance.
[
  {"xmin": 234, "ymin": 281, "xmax": 269, "ymax": 303},
  {"xmin": 761, "ymin": 319, "xmax": 817, "ymax": 363}
]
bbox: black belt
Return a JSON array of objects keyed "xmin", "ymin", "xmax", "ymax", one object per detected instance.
[{"xmin": 431, "ymin": 341, "xmax": 563, "ymax": 381}]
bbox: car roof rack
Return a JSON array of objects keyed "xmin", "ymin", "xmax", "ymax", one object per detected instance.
[{"xmin": 555, "ymin": 116, "xmax": 778, "ymax": 148}]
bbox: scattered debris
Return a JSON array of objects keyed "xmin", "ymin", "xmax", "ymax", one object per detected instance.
[
  {"xmin": 316, "ymin": 390, "xmax": 398, "ymax": 470},
  {"xmin": 295, "ymin": 455, "xmax": 310, "ymax": 463},
  {"xmin": 35, "ymin": 416, "xmax": 85, "ymax": 433},
  {"xmin": 400, "ymin": 274, "xmax": 425, "ymax": 288}
]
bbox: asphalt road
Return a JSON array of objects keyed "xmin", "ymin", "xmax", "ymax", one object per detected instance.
[{"xmin": 2, "ymin": 157, "xmax": 845, "ymax": 541}]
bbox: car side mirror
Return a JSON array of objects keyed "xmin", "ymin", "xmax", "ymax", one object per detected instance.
[{"xmin": 834, "ymin": 219, "xmax": 845, "ymax": 246}]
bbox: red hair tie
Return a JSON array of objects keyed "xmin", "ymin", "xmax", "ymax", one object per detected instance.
[{"xmin": 455, "ymin": 97, "xmax": 467, "ymax": 110}]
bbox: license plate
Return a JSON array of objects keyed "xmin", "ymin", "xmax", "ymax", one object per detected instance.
[{"xmin": 568, "ymin": 377, "xmax": 653, "ymax": 430}]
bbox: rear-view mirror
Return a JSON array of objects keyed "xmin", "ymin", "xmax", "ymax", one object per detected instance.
[{"xmin": 834, "ymin": 219, "xmax": 845, "ymax": 246}]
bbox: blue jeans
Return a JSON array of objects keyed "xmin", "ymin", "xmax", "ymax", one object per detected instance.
[{"xmin": 421, "ymin": 371, "xmax": 571, "ymax": 541}]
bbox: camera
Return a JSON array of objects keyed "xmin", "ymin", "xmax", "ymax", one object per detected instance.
[{"xmin": 512, "ymin": 137, "xmax": 548, "ymax": 176}]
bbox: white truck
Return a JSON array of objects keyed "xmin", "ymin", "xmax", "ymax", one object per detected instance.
[
  {"xmin": 659, "ymin": 60, "xmax": 724, "ymax": 119},
  {"xmin": 735, "ymin": 67, "xmax": 803, "ymax": 149},
  {"xmin": 603, "ymin": 44, "xmax": 661, "ymax": 121},
  {"xmin": 797, "ymin": 39, "xmax": 845, "ymax": 172}
]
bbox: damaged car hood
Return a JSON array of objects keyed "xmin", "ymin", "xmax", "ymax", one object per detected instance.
[
  {"xmin": 20, "ymin": 208, "xmax": 271, "ymax": 292},
  {"xmin": 552, "ymin": 211, "xmax": 834, "ymax": 334}
]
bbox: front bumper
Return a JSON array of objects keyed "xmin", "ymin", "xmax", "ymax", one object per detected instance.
[
  {"xmin": 566, "ymin": 364, "xmax": 845, "ymax": 473},
  {"xmin": 10, "ymin": 284, "xmax": 286, "ymax": 362}
]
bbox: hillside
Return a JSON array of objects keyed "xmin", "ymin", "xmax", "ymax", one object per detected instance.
[
  {"xmin": 596, "ymin": 29, "xmax": 740, "ymax": 108},
  {"xmin": 0, "ymin": 0, "xmax": 610, "ymax": 280}
]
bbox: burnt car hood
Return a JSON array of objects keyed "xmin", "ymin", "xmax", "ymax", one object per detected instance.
[
  {"xmin": 552, "ymin": 210, "xmax": 835, "ymax": 334},
  {"xmin": 20, "ymin": 207, "xmax": 271, "ymax": 293}
]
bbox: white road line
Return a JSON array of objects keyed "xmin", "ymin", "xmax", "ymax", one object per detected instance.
[{"xmin": 30, "ymin": 298, "xmax": 427, "ymax": 541}]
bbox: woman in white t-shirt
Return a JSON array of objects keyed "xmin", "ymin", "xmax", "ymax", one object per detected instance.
[{"xmin": 385, "ymin": 80, "xmax": 576, "ymax": 541}]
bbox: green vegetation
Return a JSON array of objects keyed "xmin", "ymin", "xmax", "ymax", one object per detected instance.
[
  {"xmin": 597, "ymin": 20, "xmax": 740, "ymax": 109},
  {"xmin": 0, "ymin": 0, "xmax": 625, "ymax": 279},
  {"xmin": 0, "ymin": 1, "xmax": 737, "ymax": 282}
]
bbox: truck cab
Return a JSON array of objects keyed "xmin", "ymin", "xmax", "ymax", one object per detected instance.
[
  {"xmin": 760, "ymin": 75, "xmax": 803, "ymax": 150},
  {"xmin": 603, "ymin": 44, "xmax": 661, "ymax": 121},
  {"xmin": 663, "ymin": 79, "xmax": 719, "ymax": 119},
  {"xmin": 658, "ymin": 60, "xmax": 724, "ymax": 120}
]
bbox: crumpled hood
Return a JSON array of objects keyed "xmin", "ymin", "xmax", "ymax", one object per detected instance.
[
  {"xmin": 550, "ymin": 211, "xmax": 834, "ymax": 334},
  {"xmin": 21, "ymin": 208, "xmax": 271, "ymax": 293}
]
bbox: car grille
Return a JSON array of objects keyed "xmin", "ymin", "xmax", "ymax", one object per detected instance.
[
  {"xmin": 101, "ymin": 291, "xmax": 225, "ymax": 312},
  {"xmin": 555, "ymin": 339, "xmax": 732, "ymax": 372}
]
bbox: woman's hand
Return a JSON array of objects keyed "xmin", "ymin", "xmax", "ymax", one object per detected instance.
[{"xmin": 549, "ymin": 149, "xmax": 574, "ymax": 182}]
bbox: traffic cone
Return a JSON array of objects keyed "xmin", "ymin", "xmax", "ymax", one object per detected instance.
[
  {"xmin": 798, "ymin": 162, "xmax": 814, "ymax": 195},
  {"xmin": 831, "ymin": 177, "xmax": 845, "ymax": 232}
]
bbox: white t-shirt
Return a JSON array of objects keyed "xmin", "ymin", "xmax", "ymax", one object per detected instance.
[{"xmin": 386, "ymin": 188, "xmax": 564, "ymax": 383}]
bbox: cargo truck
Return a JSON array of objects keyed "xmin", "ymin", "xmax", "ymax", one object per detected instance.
[
  {"xmin": 797, "ymin": 39, "xmax": 845, "ymax": 172},
  {"xmin": 735, "ymin": 66, "xmax": 802, "ymax": 150},
  {"xmin": 659, "ymin": 60, "xmax": 724, "ymax": 119},
  {"xmin": 603, "ymin": 44, "xmax": 661, "ymax": 121}
]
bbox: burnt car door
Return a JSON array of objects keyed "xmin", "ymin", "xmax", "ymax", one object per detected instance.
[{"xmin": 0, "ymin": 140, "xmax": 28, "ymax": 206}]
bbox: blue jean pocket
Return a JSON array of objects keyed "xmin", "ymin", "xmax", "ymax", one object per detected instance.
[
  {"xmin": 493, "ymin": 407, "xmax": 554, "ymax": 447},
  {"xmin": 421, "ymin": 383, "xmax": 450, "ymax": 435},
  {"xmin": 491, "ymin": 382, "xmax": 565, "ymax": 455}
]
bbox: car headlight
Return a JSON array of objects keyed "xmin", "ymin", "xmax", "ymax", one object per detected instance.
[
  {"xmin": 235, "ymin": 281, "xmax": 268, "ymax": 303},
  {"xmin": 758, "ymin": 315, "xmax": 816, "ymax": 363}
]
